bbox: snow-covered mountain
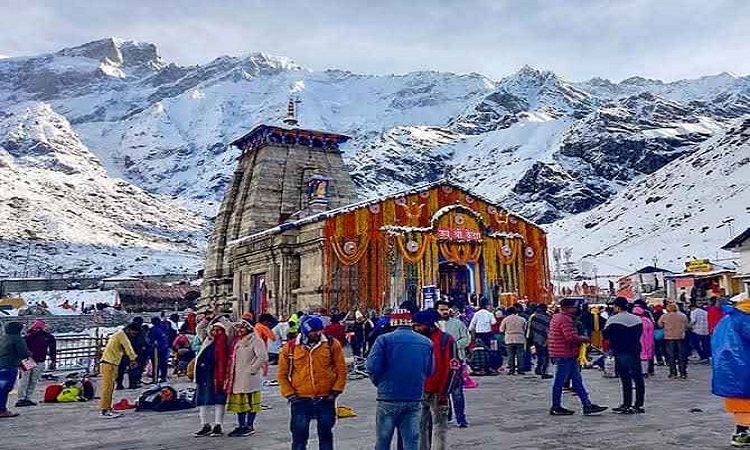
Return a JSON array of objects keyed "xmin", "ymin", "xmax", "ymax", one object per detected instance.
[
  {"xmin": 548, "ymin": 117, "xmax": 750, "ymax": 273},
  {"xmin": 1, "ymin": 38, "xmax": 748, "ymax": 276}
]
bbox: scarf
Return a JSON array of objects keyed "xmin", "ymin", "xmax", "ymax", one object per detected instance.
[
  {"xmin": 212, "ymin": 330, "xmax": 229, "ymax": 394},
  {"xmin": 186, "ymin": 314, "xmax": 197, "ymax": 333}
]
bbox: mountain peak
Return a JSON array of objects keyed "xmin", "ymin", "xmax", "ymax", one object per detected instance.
[{"xmin": 56, "ymin": 38, "xmax": 162, "ymax": 70}]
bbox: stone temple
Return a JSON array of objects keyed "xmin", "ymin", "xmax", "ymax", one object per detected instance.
[{"xmin": 202, "ymin": 101, "xmax": 551, "ymax": 316}]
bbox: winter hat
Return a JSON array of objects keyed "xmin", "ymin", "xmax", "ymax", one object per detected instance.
[
  {"xmin": 235, "ymin": 319, "xmax": 255, "ymax": 332},
  {"xmin": 389, "ymin": 309, "xmax": 413, "ymax": 327},
  {"xmin": 632, "ymin": 307, "xmax": 645, "ymax": 316},
  {"xmin": 29, "ymin": 319, "xmax": 46, "ymax": 331},
  {"xmin": 413, "ymin": 309, "xmax": 439, "ymax": 327},
  {"xmin": 210, "ymin": 322, "xmax": 227, "ymax": 332},
  {"xmin": 560, "ymin": 298, "xmax": 578, "ymax": 308},
  {"xmin": 185, "ymin": 308, "xmax": 195, "ymax": 314},
  {"xmin": 654, "ymin": 304, "xmax": 664, "ymax": 312},
  {"xmin": 300, "ymin": 316, "xmax": 324, "ymax": 336},
  {"xmin": 5, "ymin": 321, "xmax": 23, "ymax": 335}
]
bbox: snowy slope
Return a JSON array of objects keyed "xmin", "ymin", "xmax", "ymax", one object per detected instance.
[
  {"xmin": 0, "ymin": 102, "xmax": 206, "ymax": 276},
  {"xmin": 0, "ymin": 38, "xmax": 749, "ymax": 275},
  {"xmin": 547, "ymin": 117, "xmax": 750, "ymax": 274}
]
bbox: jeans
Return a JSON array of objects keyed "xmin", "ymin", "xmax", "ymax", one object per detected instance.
[
  {"xmin": 521, "ymin": 346, "xmax": 533, "ymax": 372},
  {"xmin": 420, "ymin": 393, "xmax": 449, "ymax": 450},
  {"xmin": 238, "ymin": 411, "xmax": 257, "ymax": 428},
  {"xmin": 665, "ymin": 339, "xmax": 688, "ymax": 376},
  {"xmin": 377, "ymin": 400, "xmax": 421, "ymax": 450},
  {"xmin": 506, "ymin": 343, "xmax": 525, "ymax": 373},
  {"xmin": 695, "ymin": 334, "xmax": 711, "ymax": 359},
  {"xmin": 290, "ymin": 397, "xmax": 336, "ymax": 450},
  {"xmin": 551, "ymin": 357, "xmax": 591, "ymax": 409},
  {"xmin": 0, "ymin": 368, "xmax": 18, "ymax": 412},
  {"xmin": 450, "ymin": 365, "xmax": 467, "ymax": 425},
  {"xmin": 152, "ymin": 349, "xmax": 169, "ymax": 381},
  {"xmin": 614, "ymin": 353, "xmax": 645, "ymax": 408},
  {"xmin": 17, "ymin": 365, "xmax": 43, "ymax": 401},
  {"xmin": 654, "ymin": 339, "xmax": 666, "ymax": 364},
  {"xmin": 534, "ymin": 345, "xmax": 550, "ymax": 375}
]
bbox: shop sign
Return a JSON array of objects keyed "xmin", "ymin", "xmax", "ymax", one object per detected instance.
[
  {"xmin": 685, "ymin": 259, "xmax": 712, "ymax": 273},
  {"xmin": 436, "ymin": 228, "xmax": 482, "ymax": 241}
]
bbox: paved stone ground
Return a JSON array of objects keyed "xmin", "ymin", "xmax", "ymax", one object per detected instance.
[{"xmin": 1, "ymin": 362, "xmax": 734, "ymax": 450}]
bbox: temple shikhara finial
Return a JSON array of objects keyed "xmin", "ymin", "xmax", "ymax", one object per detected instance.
[{"xmin": 282, "ymin": 97, "xmax": 300, "ymax": 127}]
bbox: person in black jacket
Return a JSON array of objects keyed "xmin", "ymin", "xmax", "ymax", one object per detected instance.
[
  {"xmin": 0, "ymin": 322, "xmax": 29, "ymax": 418},
  {"xmin": 603, "ymin": 297, "xmax": 645, "ymax": 414}
]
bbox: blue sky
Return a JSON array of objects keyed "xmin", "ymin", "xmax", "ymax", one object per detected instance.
[{"xmin": 1, "ymin": 0, "xmax": 748, "ymax": 81}]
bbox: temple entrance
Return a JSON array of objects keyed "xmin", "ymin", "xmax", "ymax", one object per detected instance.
[{"xmin": 439, "ymin": 261, "xmax": 470, "ymax": 307}]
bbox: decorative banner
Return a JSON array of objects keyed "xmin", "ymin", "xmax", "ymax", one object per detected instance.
[
  {"xmin": 396, "ymin": 234, "xmax": 430, "ymax": 263},
  {"xmin": 436, "ymin": 228, "xmax": 482, "ymax": 242}
]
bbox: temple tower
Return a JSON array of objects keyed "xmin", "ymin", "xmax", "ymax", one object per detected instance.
[{"xmin": 201, "ymin": 100, "xmax": 358, "ymax": 310}]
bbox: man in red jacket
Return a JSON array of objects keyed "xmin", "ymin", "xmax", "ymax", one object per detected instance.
[
  {"xmin": 413, "ymin": 309, "xmax": 459, "ymax": 450},
  {"xmin": 548, "ymin": 298, "xmax": 607, "ymax": 416}
]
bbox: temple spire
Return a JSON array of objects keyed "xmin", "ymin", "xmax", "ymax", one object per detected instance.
[{"xmin": 283, "ymin": 97, "xmax": 300, "ymax": 127}]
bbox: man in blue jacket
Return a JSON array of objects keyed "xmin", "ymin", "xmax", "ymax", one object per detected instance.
[
  {"xmin": 148, "ymin": 317, "xmax": 171, "ymax": 383},
  {"xmin": 367, "ymin": 309, "xmax": 434, "ymax": 450}
]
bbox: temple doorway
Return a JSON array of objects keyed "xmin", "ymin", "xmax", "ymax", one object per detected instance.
[{"xmin": 439, "ymin": 261, "xmax": 470, "ymax": 306}]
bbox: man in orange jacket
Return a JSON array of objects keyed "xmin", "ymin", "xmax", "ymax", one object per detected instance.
[{"xmin": 277, "ymin": 316, "xmax": 347, "ymax": 450}]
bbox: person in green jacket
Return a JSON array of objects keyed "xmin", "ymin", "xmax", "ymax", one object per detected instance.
[{"xmin": 0, "ymin": 322, "xmax": 30, "ymax": 418}]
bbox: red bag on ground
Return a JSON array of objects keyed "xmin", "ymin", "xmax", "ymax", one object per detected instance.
[{"xmin": 44, "ymin": 384, "xmax": 63, "ymax": 403}]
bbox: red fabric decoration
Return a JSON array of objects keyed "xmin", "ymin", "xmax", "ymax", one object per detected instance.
[{"xmin": 212, "ymin": 330, "xmax": 229, "ymax": 394}]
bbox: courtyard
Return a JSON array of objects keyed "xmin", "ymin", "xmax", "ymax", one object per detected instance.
[{"xmin": 1, "ymin": 362, "xmax": 733, "ymax": 450}]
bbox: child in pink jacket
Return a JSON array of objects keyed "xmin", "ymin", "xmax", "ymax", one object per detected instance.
[{"xmin": 633, "ymin": 307, "xmax": 654, "ymax": 377}]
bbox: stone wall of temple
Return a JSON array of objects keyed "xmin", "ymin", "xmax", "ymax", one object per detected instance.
[{"xmin": 202, "ymin": 136, "xmax": 357, "ymax": 312}]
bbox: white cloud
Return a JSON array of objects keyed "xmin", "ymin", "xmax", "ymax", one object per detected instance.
[{"xmin": 0, "ymin": 0, "xmax": 748, "ymax": 81}]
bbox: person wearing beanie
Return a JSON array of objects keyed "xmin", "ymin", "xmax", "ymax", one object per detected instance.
[
  {"xmin": 368, "ymin": 308, "xmax": 432, "ymax": 450},
  {"xmin": 0, "ymin": 322, "xmax": 29, "ymax": 418},
  {"xmin": 658, "ymin": 302, "xmax": 689, "ymax": 378},
  {"xmin": 548, "ymin": 298, "xmax": 607, "ymax": 416},
  {"xmin": 413, "ymin": 309, "xmax": 459, "ymax": 450},
  {"xmin": 225, "ymin": 320, "xmax": 268, "ymax": 437},
  {"xmin": 194, "ymin": 322, "xmax": 231, "ymax": 437},
  {"xmin": 351, "ymin": 310, "xmax": 374, "ymax": 357},
  {"xmin": 652, "ymin": 304, "xmax": 666, "ymax": 366},
  {"xmin": 16, "ymin": 319, "xmax": 56, "ymax": 407},
  {"xmin": 711, "ymin": 294, "xmax": 750, "ymax": 447},
  {"xmin": 277, "ymin": 315, "xmax": 347, "ymax": 449},
  {"xmin": 604, "ymin": 297, "xmax": 645, "ymax": 414}
]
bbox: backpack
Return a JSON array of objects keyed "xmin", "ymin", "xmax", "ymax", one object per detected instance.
[
  {"xmin": 57, "ymin": 386, "xmax": 82, "ymax": 403},
  {"xmin": 44, "ymin": 384, "xmax": 63, "ymax": 403},
  {"xmin": 81, "ymin": 379, "xmax": 95, "ymax": 401},
  {"xmin": 136, "ymin": 385, "xmax": 169, "ymax": 411}
]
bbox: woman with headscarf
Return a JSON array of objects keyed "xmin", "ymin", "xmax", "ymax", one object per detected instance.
[
  {"xmin": 0, "ymin": 322, "xmax": 29, "ymax": 418},
  {"xmin": 711, "ymin": 294, "xmax": 750, "ymax": 447},
  {"xmin": 194, "ymin": 322, "xmax": 230, "ymax": 437},
  {"xmin": 225, "ymin": 319, "xmax": 268, "ymax": 437},
  {"xmin": 633, "ymin": 307, "xmax": 655, "ymax": 377}
]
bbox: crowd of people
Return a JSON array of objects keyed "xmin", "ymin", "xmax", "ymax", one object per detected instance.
[{"xmin": 0, "ymin": 291, "xmax": 748, "ymax": 448}]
